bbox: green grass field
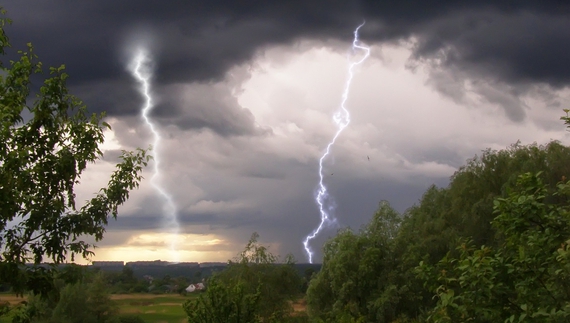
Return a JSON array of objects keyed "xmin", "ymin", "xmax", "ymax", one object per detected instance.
[
  {"xmin": 0, "ymin": 293, "xmax": 306, "ymax": 322},
  {"xmin": 112, "ymin": 293, "xmax": 194, "ymax": 323},
  {"xmin": 0, "ymin": 293, "xmax": 195, "ymax": 323}
]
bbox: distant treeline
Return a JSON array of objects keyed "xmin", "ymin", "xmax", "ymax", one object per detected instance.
[{"xmin": 24, "ymin": 262, "xmax": 321, "ymax": 282}]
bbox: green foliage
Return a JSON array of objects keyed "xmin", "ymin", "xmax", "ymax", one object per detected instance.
[
  {"xmin": 183, "ymin": 278, "xmax": 260, "ymax": 323},
  {"xmin": 9, "ymin": 273, "xmax": 118, "ymax": 323},
  {"xmin": 215, "ymin": 233, "xmax": 303, "ymax": 320},
  {"xmin": 87, "ymin": 273, "xmax": 118, "ymax": 323},
  {"xmin": 184, "ymin": 233, "xmax": 303, "ymax": 322},
  {"xmin": 307, "ymin": 202, "xmax": 402, "ymax": 322},
  {"xmin": 104, "ymin": 266, "xmax": 147, "ymax": 294},
  {"xmin": 0, "ymin": 9, "xmax": 149, "ymax": 295},
  {"xmin": 446, "ymin": 141, "xmax": 570, "ymax": 246},
  {"xmin": 117, "ymin": 315, "xmax": 145, "ymax": 323},
  {"xmin": 111, "ymin": 294, "xmax": 188, "ymax": 322},
  {"xmin": 390, "ymin": 140, "xmax": 570, "ymax": 319},
  {"xmin": 419, "ymin": 172, "xmax": 570, "ymax": 322},
  {"xmin": 51, "ymin": 283, "xmax": 97, "ymax": 323},
  {"xmin": 561, "ymin": 109, "xmax": 570, "ymax": 129},
  {"xmin": 307, "ymin": 130, "xmax": 570, "ymax": 322}
]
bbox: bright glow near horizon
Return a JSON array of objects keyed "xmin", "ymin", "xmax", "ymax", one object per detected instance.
[{"xmin": 79, "ymin": 233, "xmax": 232, "ymax": 264}]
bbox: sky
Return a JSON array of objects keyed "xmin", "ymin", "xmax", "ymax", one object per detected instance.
[{"xmin": 3, "ymin": 0, "xmax": 570, "ymax": 264}]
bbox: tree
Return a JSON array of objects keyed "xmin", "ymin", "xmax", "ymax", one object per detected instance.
[
  {"xmin": 183, "ymin": 278, "xmax": 261, "ymax": 323},
  {"xmin": 87, "ymin": 273, "xmax": 118, "ymax": 323},
  {"xmin": 0, "ymin": 10, "xmax": 149, "ymax": 294},
  {"xmin": 216, "ymin": 233, "xmax": 303, "ymax": 320},
  {"xmin": 389, "ymin": 140, "xmax": 570, "ymax": 320},
  {"xmin": 305, "ymin": 137, "xmax": 570, "ymax": 322},
  {"xmin": 11, "ymin": 272, "xmax": 118, "ymax": 323},
  {"xmin": 51, "ymin": 283, "xmax": 97, "ymax": 323},
  {"xmin": 419, "ymin": 172, "xmax": 570, "ymax": 322},
  {"xmin": 306, "ymin": 201, "xmax": 402, "ymax": 322},
  {"xmin": 183, "ymin": 233, "xmax": 303, "ymax": 322}
]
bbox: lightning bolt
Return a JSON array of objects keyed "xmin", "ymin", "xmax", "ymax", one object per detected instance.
[
  {"xmin": 130, "ymin": 49, "xmax": 180, "ymax": 262},
  {"xmin": 303, "ymin": 22, "xmax": 370, "ymax": 263}
]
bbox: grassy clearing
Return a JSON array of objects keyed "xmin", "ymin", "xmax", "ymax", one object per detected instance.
[
  {"xmin": 0, "ymin": 293, "xmax": 307, "ymax": 322},
  {"xmin": 113, "ymin": 293, "xmax": 196, "ymax": 323},
  {"xmin": 0, "ymin": 293, "xmax": 195, "ymax": 323}
]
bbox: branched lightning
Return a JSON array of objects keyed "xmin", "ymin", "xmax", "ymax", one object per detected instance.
[
  {"xmin": 131, "ymin": 49, "xmax": 180, "ymax": 262},
  {"xmin": 303, "ymin": 22, "xmax": 370, "ymax": 263}
]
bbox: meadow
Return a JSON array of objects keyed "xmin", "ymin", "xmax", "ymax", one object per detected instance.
[
  {"xmin": 111, "ymin": 294, "xmax": 192, "ymax": 323},
  {"xmin": 0, "ymin": 292, "xmax": 309, "ymax": 322},
  {"xmin": 0, "ymin": 293, "xmax": 194, "ymax": 323},
  {"xmin": 113, "ymin": 293, "xmax": 307, "ymax": 323}
]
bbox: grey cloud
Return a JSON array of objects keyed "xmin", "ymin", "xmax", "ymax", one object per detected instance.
[
  {"xmin": 109, "ymin": 209, "xmax": 262, "ymax": 232},
  {"xmin": 5, "ymin": 0, "xmax": 570, "ymax": 263},
  {"xmin": 399, "ymin": 146, "xmax": 466, "ymax": 169},
  {"xmin": 71, "ymin": 79, "xmax": 141, "ymax": 117},
  {"xmin": 425, "ymin": 70, "xmax": 469, "ymax": 104},
  {"xmin": 409, "ymin": 9, "xmax": 570, "ymax": 121},
  {"xmin": 474, "ymin": 81, "xmax": 528, "ymax": 122},
  {"xmin": 4, "ymin": 0, "xmax": 570, "ymax": 127},
  {"xmin": 157, "ymin": 83, "xmax": 270, "ymax": 136},
  {"xmin": 101, "ymin": 149, "xmax": 125, "ymax": 164}
]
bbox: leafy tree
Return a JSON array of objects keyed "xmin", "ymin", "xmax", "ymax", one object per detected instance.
[
  {"xmin": 11, "ymin": 272, "xmax": 118, "ymax": 323},
  {"xmin": 87, "ymin": 273, "xmax": 118, "ymax": 323},
  {"xmin": 51, "ymin": 283, "xmax": 97, "ymax": 323},
  {"xmin": 184, "ymin": 277, "xmax": 261, "ymax": 323},
  {"xmin": 444, "ymin": 141, "xmax": 570, "ymax": 247},
  {"xmin": 216, "ymin": 233, "xmax": 303, "ymax": 320},
  {"xmin": 184, "ymin": 233, "xmax": 303, "ymax": 322},
  {"xmin": 388, "ymin": 140, "xmax": 570, "ymax": 320},
  {"xmin": 118, "ymin": 266, "xmax": 136, "ymax": 285},
  {"xmin": 0, "ymin": 10, "xmax": 149, "ymax": 294},
  {"xmin": 116, "ymin": 315, "xmax": 145, "ymax": 323},
  {"xmin": 419, "ymin": 172, "xmax": 570, "ymax": 322},
  {"xmin": 300, "ymin": 267, "xmax": 316, "ymax": 293},
  {"xmin": 306, "ymin": 136, "xmax": 570, "ymax": 322},
  {"xmin": 172, "ymin": 276, "xmax": 189, "ymax": 294},
  {"xmin": 306, "ymin": 202, "xmax": 402, "ymax": 322}
]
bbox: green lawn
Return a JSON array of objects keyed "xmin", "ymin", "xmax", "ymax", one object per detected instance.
[
  {"xmin": 0, "ymin": 293, "xmax": 197, "ymax": 323},
  {"xmin": 113, "ymin": 293, "xmax": 196, "ymax": 323}
]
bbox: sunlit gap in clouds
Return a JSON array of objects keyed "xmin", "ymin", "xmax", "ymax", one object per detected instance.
[
  {"xmin": 303, "ymin": 22, "xmax": 371, "ymax": 264},
  {"xmin": 130, "ymin": 48, "xmax": 181, "ymax": 263},
  {"xmin": 88, "ymin": 233, "xmax": 232, "ymax": 264}
]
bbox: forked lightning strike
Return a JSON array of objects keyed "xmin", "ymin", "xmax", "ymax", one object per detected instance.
[
  {"xmin": 303, "ymin": 22, "xmax": 370, "ymax": 263},
  {"xmin": 131, "ymin": 49, "xmax": 180, "ymax": 262}
]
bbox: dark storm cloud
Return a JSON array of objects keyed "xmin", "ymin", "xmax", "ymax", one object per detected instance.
[
  {"xmin": 3, "ymin": 0, "xmax": 569, "ymax": 127},
  {"xmin": 410, "ymin": 10, "xmax": 570, "ymax": 86},
  {"xmin": 110, "ymin": 209, "xmax": 263, "ymax": 232},
  {"xmin": 157, "ymin": 83, "xmax": 270, "ymax": 136},
  {"xmin": 5, "ymin": 0, "xmax": 569, "ymax": 262}
]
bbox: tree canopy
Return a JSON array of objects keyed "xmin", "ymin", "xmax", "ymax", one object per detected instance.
[
  {"xmin": 0, "ymin": 10, "xmax": 148, "ymax": 294},
  {"xmin": 184, "ymin": 233, "xmax": 304, "ymax": 322},
  {"xmin": 306, "ymin": 138, "xmax": 570, "ymax": 322}
]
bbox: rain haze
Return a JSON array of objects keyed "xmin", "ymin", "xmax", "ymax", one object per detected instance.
[{"xmin": 4, "ymin": 0, "xmax": 570, "ymax": 263}]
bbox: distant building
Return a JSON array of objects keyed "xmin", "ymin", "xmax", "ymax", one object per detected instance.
[
  {"xmin": 92, "ymin": 261, "xmax": 124, "ymax": 267},
  {"xmin": 127, "ymin": 260, "xmax": 170, "ymax": 267},
  {"xmin": 199, "ymin": 262, "xmax": 227, "ymax": 268},
  {"xmin": 171, "ymin": 262, "xmax": 199, "ymax": 267},
  {"xmin": 185, "ymin": 282, "xmax": 205, "ymax": 293}
]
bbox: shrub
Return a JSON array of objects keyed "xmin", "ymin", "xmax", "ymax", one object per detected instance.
[{"xmin": 118, "ymin": 314, "xmax": 146, "ymax": 323}]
